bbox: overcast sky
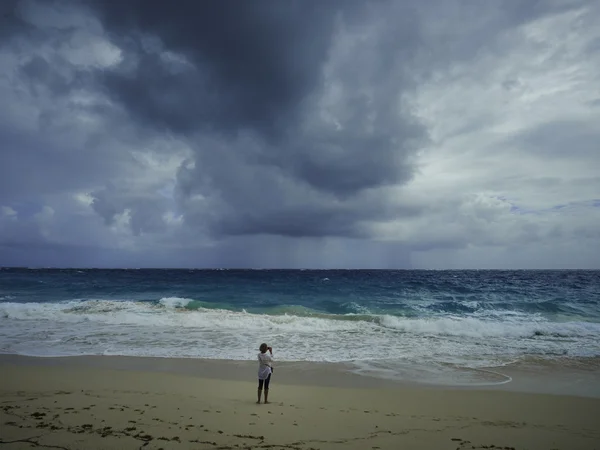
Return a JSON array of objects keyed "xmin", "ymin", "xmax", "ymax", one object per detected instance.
[{"xmin": 0, "ymin": 0, "xmax": 598, "ymax": 269}]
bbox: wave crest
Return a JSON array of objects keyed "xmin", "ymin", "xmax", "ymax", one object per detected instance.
[
  {"xmin": 1, "ymin": 299, "xmax": 598, "ymax": 340},
  {"xmin": 377, "ymin": 315, "xmax": 599, "ymax": 338},
  {"xmin": 158, "ymin": 297, "xmax": 194, "ymax": 309}
]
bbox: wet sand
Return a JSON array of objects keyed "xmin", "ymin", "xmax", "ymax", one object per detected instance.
[{"xmin": 1, "ymin": 355, "xmax": 600, "ymax": 449}]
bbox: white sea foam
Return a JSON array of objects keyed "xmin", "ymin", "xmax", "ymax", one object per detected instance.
[
  {"xmin": 1, "ymin": 299, "xmax": 599, "ymax": 369},
  {"xmin": 158, "ymin": 297, "xmax": 194, "ymax": 309},
  {"xmin": 378, "ymin": 314, "xmax": 599, "ymax": 338}
]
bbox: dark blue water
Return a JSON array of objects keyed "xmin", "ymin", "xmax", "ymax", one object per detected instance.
[
  {"xmin": 1, "ymin": 268, "xmax": 599, "ymax": 376},
  {"xmin": 2, "ymin": 268, "xmax": 599, "ymax": 316}
]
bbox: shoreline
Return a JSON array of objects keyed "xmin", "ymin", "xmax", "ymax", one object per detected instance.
[
  {"xmin": 1, "ymin": 355, "xmax": 600, "ymax": 449},
  {"xmin": 2, "ymin": 353, "xmax": 600, "ymax": 398}
]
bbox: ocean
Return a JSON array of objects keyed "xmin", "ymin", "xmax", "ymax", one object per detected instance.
[{"xmin": 1, "ymin": 268, "xmax": 599, "ymax": 385}]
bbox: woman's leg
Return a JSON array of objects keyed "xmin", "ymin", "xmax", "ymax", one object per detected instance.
[
  {"xmin": 257, "ymin": 378, "xmax": 264, "ymax": 403},
  {"xmin": 264, "ymin": 374, "xmax": 271, "ymax": 404}
]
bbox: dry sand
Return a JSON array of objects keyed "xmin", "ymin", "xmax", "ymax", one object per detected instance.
[{"xmin": 1, "ymin": 356, "xmax": 599, "ymax": 450}]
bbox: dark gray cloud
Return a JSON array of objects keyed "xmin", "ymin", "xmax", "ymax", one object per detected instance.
[
  {"xmin": 80, "ymin": 0, "xmax": 430, "ymax": 239},
  {"xmin": 90, "ymin": 0, "xmax": 357, "ymax": 137},
  {"xmin": 91, "ymin": 184, "xmax": 170, "ymax": 236},
  {"xmin": 0, "ymin": 125, "xmax": 121, "ymax": 202},
  {"xmin": 19, "ymin": 55, "xmax": 72, "ymax": 97},
  {"xmin": 0, "ymin": 0, "xmax": 25, "ymax": 40}
]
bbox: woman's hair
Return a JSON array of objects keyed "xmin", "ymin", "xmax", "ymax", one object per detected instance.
[{"xmin": 259, "ymin": 343, "xmax": 268, "ymax": 353}]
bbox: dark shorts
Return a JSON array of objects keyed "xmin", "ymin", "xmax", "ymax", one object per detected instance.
[{"xmin": 258, "ymin": 373, "xmax": 271, "ymax": 390}]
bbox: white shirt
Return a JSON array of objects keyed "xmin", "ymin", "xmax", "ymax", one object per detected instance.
[{"xmin": 257, "ymin": 352, "xmax": 273, "ymax": 380}]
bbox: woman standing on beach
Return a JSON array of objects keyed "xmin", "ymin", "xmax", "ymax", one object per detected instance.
[{"xmin": 257, "ymin": 343, "xmax": 273, "ymax": 404}]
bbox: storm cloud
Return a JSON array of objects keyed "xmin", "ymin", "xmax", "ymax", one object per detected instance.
[{"xmin": 0, "ymin": 0, "xmax": 599, "ymax": 268}]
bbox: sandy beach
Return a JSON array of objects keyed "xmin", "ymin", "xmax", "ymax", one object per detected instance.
[{"xmin": 1, "ymin": 356, "xmax": 600, "ymax": 450}]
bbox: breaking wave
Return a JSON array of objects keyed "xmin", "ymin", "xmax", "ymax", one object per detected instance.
[{"xmin": 1, "ymin": 298, "xmax": 598, "ymax": 341}]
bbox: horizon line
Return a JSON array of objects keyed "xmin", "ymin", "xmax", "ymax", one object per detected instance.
[{"xmin": 1, "ymin": 267, "xmax": 598, "ymax": 271}]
